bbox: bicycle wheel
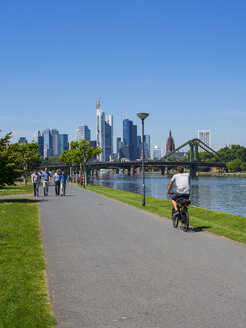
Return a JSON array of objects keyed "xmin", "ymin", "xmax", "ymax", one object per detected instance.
[
  {"xmin": 172, "ymin": 207, "xmax": 179, "ymax": 228},
  {"xmin": 182, "ymin": 209, "xmax": 189, "ymax": 232}
]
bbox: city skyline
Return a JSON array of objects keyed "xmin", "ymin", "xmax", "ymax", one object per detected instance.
[{"xmin": 1, "ymin": 1, "xmax": 246, "ymax": 150}]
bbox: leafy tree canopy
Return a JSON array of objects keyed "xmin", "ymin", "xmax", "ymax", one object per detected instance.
[
  {"xmin": 41, "ymin": 156, "xmax": 63, "ymax": 166},
  {"xmin": 216, "ymin": 145, "xmax": 246, "ymax": 162},
  {"xmin": 227, "ymin": 158, "xmax": 246, "ymax": 172},
  {"xmin": 0, "ymin": 132, "xmax": 21, "ymax": 187},
  {"xmin": 59, "ymin": 140, "xmax": 102, "ymax": 186}
]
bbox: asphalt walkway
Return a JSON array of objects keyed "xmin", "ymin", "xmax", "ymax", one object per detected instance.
[{"xmin": 39, "ymin": 184, "xmax": 246, "ymax": 328}]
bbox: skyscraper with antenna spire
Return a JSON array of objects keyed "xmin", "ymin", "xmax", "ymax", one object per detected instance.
[
  {"xmin": 96, "ymin": 97, "xmax": 105, "ymax": 161},
  {"xmin": 96, "ymin": 97, "xmax": 113, "ymax": 161}
]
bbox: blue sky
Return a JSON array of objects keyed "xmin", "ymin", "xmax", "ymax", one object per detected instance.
[{"xmin": 1, "ymin": 0, "xmax": 246, "ymax": 152}]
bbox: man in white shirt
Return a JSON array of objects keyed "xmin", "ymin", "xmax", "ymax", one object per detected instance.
[
  {"xmin": 31, "ymin": 169, "xmax": 40, "ymax": 197},
  {"xmin": 167, "ymin": 166, "xmax": 190, "ymax": 217},
  {"xmin": 54, "ymin": 169, "xmax": 61, "ymax": 196}
]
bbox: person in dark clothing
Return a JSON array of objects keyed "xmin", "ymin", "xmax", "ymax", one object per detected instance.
[{"xmin": 54, "ymin": 169, "xmax": 61, "ymax": 196}]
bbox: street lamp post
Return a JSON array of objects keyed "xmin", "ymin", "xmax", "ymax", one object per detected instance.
[{"xmin": 137, "ymin": 112, "xmax": 149, "ymax": 206}]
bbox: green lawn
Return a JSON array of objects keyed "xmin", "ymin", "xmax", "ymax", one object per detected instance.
[
  {"xmin": 83, "ymin": 185, "xmax": 246, "ymax": 244},
  {"xmin": 0, "ymin": 184, "xmax": 33, "ymax": 196},
  {"xmin": 0, "ymin": 198, "xmax": 56, "ymax": 328}
]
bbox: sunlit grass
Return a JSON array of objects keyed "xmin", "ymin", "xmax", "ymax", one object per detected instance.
[
  {"xmin": 82, "ymin": 185, "xmax": 246, "ymax": 244},
  {"xmin": 0, "ymin": 198, "xmax": 56, "ymax": 328},
  {"xmin": 0, "ymin": 184, "xmax": 33, "ymax": 196}
]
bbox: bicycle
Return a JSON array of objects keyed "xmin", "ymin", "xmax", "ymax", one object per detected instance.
[{"xmin": 171, "ymin": 197, "xmax": 190, "ymax": 232}]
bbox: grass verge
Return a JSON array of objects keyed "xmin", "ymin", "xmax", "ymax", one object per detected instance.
[
  {"xmin": 0, "ymin": 184, "xmax": 33, "ymax": 196},
  {"xmin": 0, "ymin": 198, "xmax": 56, "ymax": 328},
  {"xmin": 81, "ymin": 185, "xmax": 246, "ymax": 245}
]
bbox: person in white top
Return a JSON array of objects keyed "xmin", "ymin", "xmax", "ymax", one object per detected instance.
[{"xmin": 167, "ymin": 166, "xmax": 190, "ymax": 217}]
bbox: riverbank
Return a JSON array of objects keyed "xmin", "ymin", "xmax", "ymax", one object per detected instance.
[
  {"xmin": 78, "ymin": 184, "xmax": 246, "ymax": 244},
  {"xmin": 0, "ymin": 197, "xmax": 56, "ymax": 327},
  {"xmin": 199, "ymin": 171, "xmax": 246, "ymax": 177},
  {"xmin": 147, "ymin": 171, "xmax": 246, "ymax": 177}
]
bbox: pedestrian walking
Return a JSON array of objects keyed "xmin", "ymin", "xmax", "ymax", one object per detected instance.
[
  {"xmin": 31, "ymin": 169, "xmax": 40, "ymax": 196},
  {"xmin": 42, "ymin": 168, "xmax": 51, "ymax": 196},
  {"xmin": 54, "ymin": 169, "xmax": 61, "ymax": 196},
  {"xmin": 60, "ymin": 171, "xmax": 68, "ymax": 196}
]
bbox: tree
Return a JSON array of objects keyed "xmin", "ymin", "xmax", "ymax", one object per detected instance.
[
  {"xmin": 0, "ymin": 131, "xmax": 21, "ymax": 187},
  {"xmin": 227, "ymin": 159, "xmax": 245, "ymax": 172},
  {"xmin": 216, "ymin": 145, "xmax": 246, "ymax": 162},
  {"xmin": 59, "ymin": 149, "xmax": 77, "ymax": 180},
  {"xmin": 14, "ymin": 143, "xmax": 40, "ymax": 185},
  {"xmin": 59, "ymin": 140, "xmax": 102, "ymax": 186},
  {"xmin": 40, "ymin": 156, "xmax": 63, "ymax": 166}
]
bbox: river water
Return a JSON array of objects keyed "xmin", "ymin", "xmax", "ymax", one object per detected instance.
[{"xmin": 91, "ymin": 173, "xmax": 246, "ymax": 217}]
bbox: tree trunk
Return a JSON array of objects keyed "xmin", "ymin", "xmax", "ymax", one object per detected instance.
[
  {"xmin": 24, "ymin": 164, "xmax": 28, "ymax": 185},
  {"xmin": 83, "ymin": 162, "xmax": 87, "ymax": 186},
  {"xmin": 72, "ymin": 165, "xmax": 75, "ymax": 182},
  {"xmin": 24, "ymin": 173, "xmax": 27, "ymax": 186}
]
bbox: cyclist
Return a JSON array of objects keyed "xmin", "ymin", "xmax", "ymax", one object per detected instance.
[
  {"xmin": 42, "ymin": 167, "xmax": 51, "ymax": 196},
  {"xmin": 167, "ymin": 166, "xmax": 190, "ymax": 217}
]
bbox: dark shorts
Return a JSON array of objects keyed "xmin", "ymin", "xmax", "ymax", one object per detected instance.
[{"xmin": 171, "ymin": 193, "xmax": 190, "ymax": 201}]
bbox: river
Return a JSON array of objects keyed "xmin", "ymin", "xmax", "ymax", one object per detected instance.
[{"xmin": 91, "ymin": 173, "xmax": 246, "ymax": 217}]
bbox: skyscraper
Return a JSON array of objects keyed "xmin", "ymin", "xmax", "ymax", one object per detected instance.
[
  {"xmin": 58, "ymin": 134, "xmax": 69, "ymax": 155},
  {"xmin": 123, "ymin": 119, "xmax": 132, "ymax": 146},
  {"xmin": 43, "ymin": 129, "xmax": 53, "ymax": 158},
  {"xmin": 36, "ymin": 129, "xmax": 68, "ymax": 158},
  {"xmin": 137, "ymin": 135, "xmax": 141, "ymax": 159},
  {"xmin": 123, "ymin": 119, "xmax": 138, "ymax": 160},
  {"xmin": 116, "ymin": 137, "xmax": 124, "ymax": 159},
  {"xmin": 198, "ymin": 130, "xmax": 211, "ymax": 151},
  {"xmin": 51, "ymin": 129, "xmax": 59, "ymax": 157},
  {"xmin": 34, "ymin": 131, "xmax": 44, "ymax": 157},
  {"xmin": 153, "ymin": 145, "xmax": 161, "ymax": 159},
  {"xmin": 105, "ymin": 115, "xmax": 113, "ymax": 161},
  {"xmin": 96, "ymin": 98, "xmax": 105, "ymax": 161},
  {"xmin": 76, "ymin": 125, "xmax": 91, "ymax": 141},
  {"xmin": 18, "ymin": 137, "xmax": 27, "ymax": 144},
  {"xmin": 166, "ymin": 130, "xmax": 175, "ymax": 154},
  {"xmin": 144, "ymin": 134, "xmax": 151, "ymax": 159}
]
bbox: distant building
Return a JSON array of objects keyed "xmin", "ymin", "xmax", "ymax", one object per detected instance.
[
  {"xmin": 173, "ymin": 151, "xmax": 187, "ymax": 160},
  {"xmin": 198, "ymin": 130, "xmax": 211, "ymax": 151},
  {"xmin": 35, "ymin": 129, "xmax": 68, "ymax": 158},
  {"xmin": 89, "ymin": 140, "xmax": 97, "ymax": 161},
  {"xmin": 166, "ymin": 130, "xmax": 175, "ymax": 154},
  {"xmin": 90, "ymin": 140, "xmax": 97, "ymax": 148},
  {"xmin": 105, "ymin": 115, "xmax": 113, "ymax": 161},
  {"xmin": 76, "ymin": 125, "xmax": 91, "ymax": 141},
  {"xmin": 43, "ymin": 129, "xmax": 53, "ymax": 158},
  {"xmin": 137, "ymin": 136, "xmax": 141, "ymax": 159},
  {"xmin": 18, "ymin": 137, "xmax": 27, "ymax": 144},
  {"xmin": 34, "ymin": 131, "xmax": 44, "ymax": 156},
  {"xmin": 144, "ymin": 135, "xmax": 151, "ymax": 159},
  {"xmin": 96, "ymin": 98, "xmax": 105, "ymax": 161},
  {"xmin": 153, "ymin": 145, "xmax": 161, "ymax": 159},
  {"xmin": 58, "ymin": 134, "xmax": 69, "ymax": 155},
  {"xmin": 51, "ymin": 129, "xmax": 59, "ymax": 157},
  {"xmin": 123, "ymin": 119, "xmax": 138, "ymax": 160},
  {"xmin": 116, "ymin": 137, "xmax": 124, "ymax": 159}
]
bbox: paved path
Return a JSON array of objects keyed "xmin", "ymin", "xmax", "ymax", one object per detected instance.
[{"xmin": 39, "ymin": 184, "xmax": 246, "ymax": 328}]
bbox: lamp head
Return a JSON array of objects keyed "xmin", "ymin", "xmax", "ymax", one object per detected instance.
[{"xmin": 137, "ymin": 113, "xmax": 149, "ymax": 121}]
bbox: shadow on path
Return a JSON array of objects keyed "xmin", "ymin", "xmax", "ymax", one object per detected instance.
[
  {"xmin": 189, "ymin": 226, "xmax": 211, "ymax": 233},
  {"xmin": 0, "ymin": 198, "xmax": 48, "ymax": 204}
]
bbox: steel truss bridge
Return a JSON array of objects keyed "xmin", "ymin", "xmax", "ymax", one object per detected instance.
[{"xmin": 38, "ymin": 139, "xmax": 227, "ymax": 177}]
